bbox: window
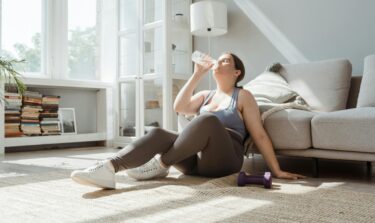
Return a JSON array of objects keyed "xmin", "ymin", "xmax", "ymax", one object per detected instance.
[
  {"xmin": 1, "ymin": 0, "xmax": 45, "ymax": 76},
  {"xmin": 119, "ymin": 0, "xmax": 137, "ymax": 31},
  {"xmin": 68, "ymin": 0, "xmax": 98, "ymax": 80},
  {"xmin": 0, "ymin": 0, "xmax": 100, "ymax": 80}
]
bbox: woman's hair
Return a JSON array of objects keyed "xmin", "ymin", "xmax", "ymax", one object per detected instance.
[{"xmin": 229, "ymin": 53, "xmax": 245, "ymax": 88}]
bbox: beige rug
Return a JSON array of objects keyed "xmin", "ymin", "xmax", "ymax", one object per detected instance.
[{"xmin": 1, "ymin": 170, "xmax": 375, "ymax": 223}]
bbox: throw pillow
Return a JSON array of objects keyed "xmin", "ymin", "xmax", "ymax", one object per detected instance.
[
  {"xmin": 243, "ymin": 71, "xmax": 297, "ymax": 105},
  {"xmin": 357, "ymin": 55, "xmax": 375, "ymax": 107},
  {"xmin": 279, "ymin": 59, "xmax": 352, "ymax": 112}
]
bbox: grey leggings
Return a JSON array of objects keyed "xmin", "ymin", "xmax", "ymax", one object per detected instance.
[{"xmin": 110, "ymin": 113, "xmax": 244, "ymax": 177}]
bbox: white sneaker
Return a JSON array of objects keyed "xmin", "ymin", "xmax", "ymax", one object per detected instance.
[
  {"xmin": 71, "ymin": 160, "xmax": 116, "ymax": 189},
  {"xmin": 126, "ymin": 157, "xmax": 169, "ymax": 180}
]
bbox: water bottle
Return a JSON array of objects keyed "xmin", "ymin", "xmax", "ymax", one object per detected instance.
[{"xmin": 192, "ymin": 51, "xmax": 217, "ymax": 69}]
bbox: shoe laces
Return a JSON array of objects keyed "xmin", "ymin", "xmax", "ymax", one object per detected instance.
[
  {"xmin": 139, "ymin": 158, "xmax": 158, "ymax": 172},
  {"xmin": 140, "ymin": 159, "xmax": 164, "ymax": 173},
  {"xmin": 88, "ymin": 162, "xmax": 104, "ymax": 172}
]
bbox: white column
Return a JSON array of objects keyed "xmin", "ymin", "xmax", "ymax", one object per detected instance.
[
  {"xmin": 48, "ymin": 0, "xmax": 68, "ymax": 79},
  {"xmin": 163, "ymin": 0, "xmax": 173, "ymax": 130},
  {"xmin": 0, "ymin": 80, "xmax": 5, "ymax": 154}
]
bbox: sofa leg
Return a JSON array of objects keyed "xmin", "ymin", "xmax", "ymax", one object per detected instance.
[
  {"xmin": 312, "ymin": 158, "xmax": 319, "ymax": 178},
  {"xmin": 367, "ymin": 161, "xmax": 372, "ymax": 177}
]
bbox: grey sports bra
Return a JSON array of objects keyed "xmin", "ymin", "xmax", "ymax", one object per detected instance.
[{"xmin": 199, "ymin": 88, "xmax": 247, "ymax": 140}]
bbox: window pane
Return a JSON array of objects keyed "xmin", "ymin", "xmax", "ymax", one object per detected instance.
[
  {"xmin": 119, "ymin": 33, "xmax": 138, "ymax": 77},
  {"xmin": 68, "ymin": 0, "xmax": 97, "ymax": 80},
  {"xmin": 144, "ymin": 79, "xmax": 163, "ymax": 132},
  {"xmin": 144, "ymin": 0, "xmax": 163, "ymax": 24},
  {"xmin": 120, "ymin": 82, "xmax": 136, "ymax": 137},
  {"xmin": 119, "ymin": 0, "xmax": 137, "ymax": 31},
  {"xmin": 1, "ymin": 0, "xmax": 43, "ymax": 74},
  {"xmin": 143, "ymin": 27, "xmax": 163, "ymax": 75}
]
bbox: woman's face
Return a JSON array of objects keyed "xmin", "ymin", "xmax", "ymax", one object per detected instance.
[{"xmin": 213, "ymin": 54, "xmax": 240, "ymax": 78}]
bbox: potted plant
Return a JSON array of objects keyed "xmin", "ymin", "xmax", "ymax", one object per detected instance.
[{"xmin": 0, "ymin": 57, "xmax": 26, "ymax": 103}]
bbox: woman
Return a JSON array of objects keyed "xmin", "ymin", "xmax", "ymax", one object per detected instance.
[{"xmin": 71, "ymin": 52, "xmax": 305, "ymax": 189}]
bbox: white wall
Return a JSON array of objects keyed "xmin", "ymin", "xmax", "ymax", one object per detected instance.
[
  {"xmin": 194, "ymin": 0, "xmax": 375, "ymax": 90},
  {"xmin": 193, "ymin": 0, "xmax": 287, "ymax": 89},
  {"xmin": 251, "ymin": 0, "xmax": 375, "ymax": 75}
]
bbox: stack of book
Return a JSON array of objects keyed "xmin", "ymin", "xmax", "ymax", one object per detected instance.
[
  {"xmin": 4, "ymin": 92, "xmax": 23, "ymax": 137},
  {"xmin": 40, "ymin": 95, "xmax": 61, "ymax": 135},
  {"xmin": 21, "ymin": 91, "xmax": 43, "ymax": 135}
]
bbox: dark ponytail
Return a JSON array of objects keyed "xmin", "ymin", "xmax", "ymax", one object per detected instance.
[{"xmin": 230, "ymin": 53, "xmax": 245, "ymax": 88}]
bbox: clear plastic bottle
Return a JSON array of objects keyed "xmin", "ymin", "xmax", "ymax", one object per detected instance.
[{"xmin": 192, "ymin": 51, "xmax": 217, "ymax": 69}]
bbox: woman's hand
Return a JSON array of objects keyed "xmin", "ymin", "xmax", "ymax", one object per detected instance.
[
  {"xmin": 193, "ymin": 55, "xmax": 214, "ymax": 78},
  {"xmin": 273, "ymin": 170, "xmax": 306, "ymax": 180}
]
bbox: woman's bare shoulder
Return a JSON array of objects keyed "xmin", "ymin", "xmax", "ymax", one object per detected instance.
[
  {"xmin": 238, "ymin": 89, "xmax": 257, "ymax": 108},
  {"xmin": 238, "ymin": 89, "xmax": 255, "ymax": 101}
]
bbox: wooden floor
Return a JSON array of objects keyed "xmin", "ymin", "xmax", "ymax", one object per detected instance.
[{"xmin": 1, "ymin": 146, "xmax": 374, "ymax": 194}]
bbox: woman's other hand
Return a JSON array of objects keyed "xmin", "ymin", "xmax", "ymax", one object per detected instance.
[{"xmin": 274, "ymin": 170, "xmax": 306, "ymax": 180}]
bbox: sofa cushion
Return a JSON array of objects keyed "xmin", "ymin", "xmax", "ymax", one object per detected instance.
[
  {"xmin": 357, "ymin": 55, "xmax": 375, "ymax": 107},
  {"xmin": 264, "ymin": 109, "xmax": 316, "ymax": 150},
  {"xmin": 244, "ymin": 71, "xmax": 296, "ymax": 104},
  {"xmin": 280, "ymin": 59, "xmax": 352, "ymax": 112},
  {"xmin": 312, "ymin": 108, "xmax": 375, "ymax": 153}
]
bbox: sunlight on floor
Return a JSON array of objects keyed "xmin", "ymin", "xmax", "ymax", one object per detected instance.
[
  {"xmin": 0, "ymin": 172, "xmax": 27, "ymax": 178},
  {"xmin": 127, "ymin": 196, "xmax": 272, "ymax": 223},
  {"xmin": 270, "ymin": 181, "xmax": 345, "ymax": 195},
  {"xmin": 68, "ymin": 152, "xmax": 117, "ymax": 160},
  {"xmin": 2, "ymin": 150, "xmax": 117, "ymax": 171},
  {"xmin": 3, "ymin": 157, "xmax": 97, "ymax": 170},
  {"xmin": 271, "ymin": 182, "xmax": 321, "ymax": 195},
  {"xmin": 317, "ymin": 182, "xmax": 345, "ymax": 189}
]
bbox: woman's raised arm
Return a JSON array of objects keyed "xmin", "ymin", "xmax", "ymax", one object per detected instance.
[{"xmin": 173, "ymin": 62, "xmax": 213, "ymax": 115}]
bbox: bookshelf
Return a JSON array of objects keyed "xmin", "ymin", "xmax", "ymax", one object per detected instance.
[{"xmin": 0, "ymin": 78, "xmax": 112, "ymax": 153}]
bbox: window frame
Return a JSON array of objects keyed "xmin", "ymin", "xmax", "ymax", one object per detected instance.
[{"xmin": 0, "ymin": 0, "xmax": 101, "ymax": 81}]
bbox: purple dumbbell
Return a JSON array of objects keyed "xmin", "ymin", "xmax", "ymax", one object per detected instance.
[{"xmin": 237, "ymin": 171, "xmax": 272, "ymax": 189}]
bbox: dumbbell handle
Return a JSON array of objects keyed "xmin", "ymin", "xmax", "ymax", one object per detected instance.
[
  {"xmin": 237, "ymin": 172, "xmax": 272, "ymax": 189},
  {"xmin": 245, "ymin": 176, "xmax": 265, "ymax": 184}
]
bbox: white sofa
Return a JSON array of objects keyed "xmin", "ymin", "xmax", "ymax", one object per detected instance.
[{"xmin": 251, "ymin": 55, "xmax": 375, "ymax": 177}]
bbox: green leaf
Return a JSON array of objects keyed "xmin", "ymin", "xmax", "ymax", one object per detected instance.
[{"xmin": 0, "ymin": 57, "xmax": 27, "ymax": 104}]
